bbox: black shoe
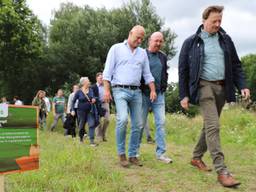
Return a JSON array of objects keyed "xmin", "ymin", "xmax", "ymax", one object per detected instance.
[
  {"xmin": 103, "ymin": 138, "xmax": 107, "ymax": 142},
  {"xmin": 147, "ymin": 136, "xmax": 155, "ymax": 144}
]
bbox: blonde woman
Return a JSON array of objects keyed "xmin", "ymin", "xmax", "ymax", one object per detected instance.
[{"xmin": 32, "ymin": 90, "xmax": 47, "ymax": 129}]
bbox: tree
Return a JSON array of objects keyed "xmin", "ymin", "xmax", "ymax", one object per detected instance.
[
  {"xmin": 0, "ymin": 0, "xmax": 46, "ymax": 103},
  {"xmin": 46, "ymin": 0, "xmax": 177, "ymax": 94},
  {"xmin": 241, "ymin": 54, "xmax": 256, "ymax": 101}
]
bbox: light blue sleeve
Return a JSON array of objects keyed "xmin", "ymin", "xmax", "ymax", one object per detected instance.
[
  {"xmin": 142, "ymin": 50, "xmax": 155, "ymax": 84},
  {"xmin": 103, "ymin": 45, "xmax": 116, "ymax": 82}
]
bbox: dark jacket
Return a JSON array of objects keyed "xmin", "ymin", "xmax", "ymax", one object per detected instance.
[
  {"xmin": 141, "ymin": 50, "xmax": 169, "ymax": 93},
  {"xmin": 178, "ymin": 25, "xmax": 247, "ymax": 104},
  {"xmin": 91, "ymin": 84, "xmax": 99, "ymax": 99},
  {"xmin": 72, "ymin": 89, "xmax": 94, "ymax": 112},
  {"xmin": 91, "ymin": 84, "xmax": 106, "ymax": 117}
]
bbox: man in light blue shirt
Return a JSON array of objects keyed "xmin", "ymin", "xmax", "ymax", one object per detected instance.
[
  {"xmin": 179, "ymin": 5, "xmax": 250, "ymax": 187},
  {"xmin": 103, "ymin": 25, "xmax": 156, "ymax": 168},
  {"xmin": 200, "ymin": 30, "xmax": 225, "ymax": 81}
]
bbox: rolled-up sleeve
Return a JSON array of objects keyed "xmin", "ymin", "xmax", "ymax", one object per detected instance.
[
  {"xmin": 103, "ymin": 45, "xmax": 116, "ymax": 82},
  {"xmin": 142, "ymin": 50, "xmax": 154, "ymax": 84}
]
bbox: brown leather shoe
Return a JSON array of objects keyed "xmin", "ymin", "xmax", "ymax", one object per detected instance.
[
  {"xmin": 191, "ymin": 159, "xmax": 212, "ymax": 172},
  {"xmin": 129, "ymin": 157, "xmax": 143, "ymax": 167},
  {"xmin": 119, "ymin": 154, "xmax": 129, "ymax": 168},
  {"xmin": 218, "ymin": 172, "xmax": 241, "ymax": 187}
]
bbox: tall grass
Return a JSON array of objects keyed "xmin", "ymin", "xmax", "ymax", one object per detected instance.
[{"xmin": 4, "ymin": 106, "xmax": 256, "ymax": 192}]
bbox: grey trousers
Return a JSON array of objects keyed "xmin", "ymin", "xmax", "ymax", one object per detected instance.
[
  {"xmin": 50, "ymin": 113, "xmax": 65, "ymax": 131},
  {"xmin": 96, "ymin": 103, "xmax": 110, "ymax": 139},
  {"xmin": 193, "ymin": 80, "xmax": 227, "ymax": 173}
]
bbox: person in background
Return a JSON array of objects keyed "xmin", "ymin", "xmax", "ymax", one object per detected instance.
[
  {"xmin": 92, "ymin": 72, "xmax": 110, "ymax": 142},
  {"xmin": 1, "ymin": 97, "xmax": 9, "ymax": 104},
  {"xmin": 43, "ymin": 91, "xmax": 51, "ymax": 114},
  {"xmin": 103, "ymin": 25, "xmax": 156, "ymax": 167},
  {"xmin": 13, "ymin": 96, "xmax": 23, "ymax": 105},
  {"xmin": 50, "ymin": 89, "xmax": 66, "ymax": 132},
  {"xmin": 32, "ymin": 90, "xmax": 47, "ymax": 130},
  {"xmin": 67, "ymin": 84, "xmax": 80, "ymax": 114},
  {"xmin": 71, "ymin": 77, "xmax": 98, "ymax": 146},
  {"xmin": 143, "ymin": 119, "xmax": 154, "ymax": 144},
  {"xmin": 66, "ymin": 84, "xmax": 80, "ymax": 137},
  {"xmin": 178, "ymin": 5, "xmax": 250, "ymax": 187}
]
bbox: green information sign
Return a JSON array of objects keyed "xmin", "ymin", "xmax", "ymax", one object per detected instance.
[{"xmin": 0, "ymin": 104, "xmax": 39, "ymax": 174}]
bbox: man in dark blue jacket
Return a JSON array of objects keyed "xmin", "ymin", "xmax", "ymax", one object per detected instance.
[
  {"xmin": 179, "ymin": 5, "xmax": 250, "ymax": 188},
  {"xmin": 91, "ymin": 72, "xmax": 110, "ymax": 142}
]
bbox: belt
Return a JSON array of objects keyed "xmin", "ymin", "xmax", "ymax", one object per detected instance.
[
  {"xmin": 112, "ymin": 84, "xmax": 139, "ymax": 90},
  {"xmin": 201, "ymin": 79, "xmax": 225, "ymax": 86}
]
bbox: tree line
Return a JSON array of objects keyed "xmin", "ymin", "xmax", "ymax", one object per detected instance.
[{"xmin": 1, "ymin": 0, "xmax": 255, "ymax": 114}]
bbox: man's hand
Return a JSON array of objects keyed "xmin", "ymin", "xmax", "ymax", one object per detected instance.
[
  {"xmin": 150, "ymin": 90, "xmax": 157, "ymax": 102},
  {"xmin": 148, "ymin": 81, "xmax": 156, "ymax": 102},
  {"xmin": 180, "ymin": 97, "xmax": 189, "ymax": 110},
  {"xmin": 241, "ymin": 88, "xmax": 250, "ymax": 100},
  {"xmin": 104, "ymin": 89, "xmax": 112, "ymax": 103},
  {"xmin": 91, "ymin": 98, "xmax": 96, "ymax": 104},
  {"xmin": 71, "ymin": 111, "xmax": 75, "ymax": 116},
  {"xmin": 103, "ymin": 80, "xmax": 112, "ymax": 103}
]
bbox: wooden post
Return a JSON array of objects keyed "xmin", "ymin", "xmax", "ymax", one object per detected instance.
[{"xmin": 0, "ymin": 175, "xmax": 4, "ymax": 192}]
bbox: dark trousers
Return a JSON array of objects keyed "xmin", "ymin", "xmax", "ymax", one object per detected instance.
[
  {"xmin": 193, "ymin": 80, "xmax": 227, "ymax": 173},
  {"xmin": 77, "ymin": 110, "xmax": 96, "ymax": 142}
]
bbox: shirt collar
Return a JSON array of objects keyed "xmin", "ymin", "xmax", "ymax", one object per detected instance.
[
  {"xmin": 123, "ymin": 40, "xmax": 138, "ymax": 53},
  {"xmin": 200, "ymin": 28, "xmax": 218, "ymax": 38},
  {"xmin": 97, "ymin": 82, "xmax": 103, "ymax": 87}
]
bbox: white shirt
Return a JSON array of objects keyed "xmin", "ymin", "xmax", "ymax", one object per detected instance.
[{"xmin": 15, "ymin": 100, "xmax": 23, "ymax": 105}]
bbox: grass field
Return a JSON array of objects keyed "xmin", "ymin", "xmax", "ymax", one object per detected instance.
[{"xmin": 4, "ymin": 105, "xmax": 256, "ymax": 192}]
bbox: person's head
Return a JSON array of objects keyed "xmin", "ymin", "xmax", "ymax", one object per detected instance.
[
  {"xmin": 148, "ymin": 32, "xmax": 164, "ymax": 52},
  {"xmin": 127, "ymin": 25, "xmax": 145, "ymax": 49},
  {"xmin": 79, "ymin": 77, "xmax": 90, "ymax": 88},
  {"xmin": 202, "ymin": 5, "xmax": 224, "ymax": 34},
  {"xmin": 1, "ymin": 97, "xmax": 7, "ymax": 103},
  {"xmin": 36, "ymin": 90, "xmax": 45, "ymax": 99},
  {"xmin": 57, "ymin": 89, "xmax": 64, "ymax": 97},
  {"xmin": 96, "ymin": 72, "xmax": 103, "ymax": 85},
  {"xmin": 72, "ymin": 84, "xmax": 79, "ymax": 93},
  {"xmin": 13, "ymin": 96, "xmax": 19, "ymax": 101},
  {"xmin": 42, "ymin": 91, "xmax": 46, "ymax": 97}
]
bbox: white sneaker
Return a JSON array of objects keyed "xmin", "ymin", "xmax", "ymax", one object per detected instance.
[
  {"xmin": 157, "ymin": 154, "xmax": 173, "ymax": 164},
  {"xmin": 89, "ymin": 142, "xmax": 98, "ymax": 147}
]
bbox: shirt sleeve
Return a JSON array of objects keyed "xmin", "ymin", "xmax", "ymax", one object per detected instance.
[
  {"xmin": 52, "ymin": 97, "xmax": 57, "ymax": 104},
  {"xmin": 71, "ymin": 92, "xmax": 79, "ymax": 112},
  {"xmin": 142, "ymin": 50, "xmax": 155, "ymax": 84},
  {"xmin": 103, "ymin": 45, "xmax": 116, "ymax": 82},
  {"xmin": 67, "ymin": 94, "xmax": 73, "ymax": 113}
]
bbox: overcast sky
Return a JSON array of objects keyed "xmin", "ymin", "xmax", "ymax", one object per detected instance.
[{"xmin": 27, "ymin": 0, "xmax": 256, "ymax": 82}]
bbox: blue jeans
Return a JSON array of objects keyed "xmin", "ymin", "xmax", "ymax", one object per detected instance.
[
  {"xmin": 77, "ymin": 110, "xmax": 96, "ymax": 142},
  {"xmin": 112, "ymin": 87, "xmax": 143, "ymax": 157},
  {"xmin": 140, "ymin": 92, "xmax": 166, "ymax": 157}
]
